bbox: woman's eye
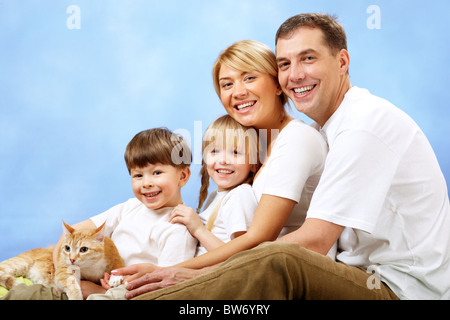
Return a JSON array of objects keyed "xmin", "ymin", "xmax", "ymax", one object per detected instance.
[{"xmin": 221, "ymin": 82, "xmax": 232, "ymax": 89}]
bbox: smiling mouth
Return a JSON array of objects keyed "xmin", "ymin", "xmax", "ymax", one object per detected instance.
[
  {"xmin": 234, "ymin": 101, "xmax": 256, "ymax": 111},
  {"xmin": 216, "ymin": 169, "xmax": 234, "ymax": 175},
  {"xmin": 143, "ymin": 191, "xmax": 161, "ymax": 197},
  {"xmin": 293, "ymin": 85, "xmax": 316, "ymax": 96}
]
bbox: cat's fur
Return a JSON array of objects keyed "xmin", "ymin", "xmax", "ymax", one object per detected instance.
[{"xmin": 0, "ymin": 221, "xmax": 124, "ymax": 300}]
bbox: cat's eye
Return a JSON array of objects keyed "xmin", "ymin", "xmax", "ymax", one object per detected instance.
[
  {"xmin": 64, "ymin": 245, "xmax": 71, "ymax": 252},
  {"xmin": 80, "ymin": 247, "xmax": 89, "ymax": 253}
]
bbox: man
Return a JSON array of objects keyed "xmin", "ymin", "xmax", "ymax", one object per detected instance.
[{"xmin": 125, "ymin": 13, "xmax": 450, "ymax": 300}]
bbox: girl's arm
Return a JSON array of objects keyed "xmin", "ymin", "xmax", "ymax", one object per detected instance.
[
  {"xmin": 169, "ymin": 204, "xmax": 226, "ymax": 252},
  {"xmin": 172, "ymin": 194, "xmax": 296, "ymax": 269}
]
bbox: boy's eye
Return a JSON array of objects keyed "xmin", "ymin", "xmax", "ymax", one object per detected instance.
[{"xmin": 153, "ymin": 171, "xmax": 162, "ymax": 175}]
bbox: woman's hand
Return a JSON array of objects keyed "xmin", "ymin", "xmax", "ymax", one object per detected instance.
[
  {"xmin": 124, "ymin": 266, "xmax": 211, "ymax": 299},
  {"xmin": 169, "ymin": 204, "xmax": 205, "ymax": 238}
]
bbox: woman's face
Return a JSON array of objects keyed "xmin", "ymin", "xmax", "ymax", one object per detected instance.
[{"xmin": 218, "ymin": 65, "xmax": 283, "ymax": 129}]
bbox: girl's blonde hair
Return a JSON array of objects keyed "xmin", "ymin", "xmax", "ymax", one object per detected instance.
[
  {"xmin": 212, "ymin": 40, "xmax": 288, "ymax": 106},
  {"xmin": 196, "ymin": 115, "xmax": 261, "ymax": 213}
]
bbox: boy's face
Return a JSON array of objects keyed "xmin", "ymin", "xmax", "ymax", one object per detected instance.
[{"xmin": 130, "ymin": 163, "xmax": 190, "ymax": 210}]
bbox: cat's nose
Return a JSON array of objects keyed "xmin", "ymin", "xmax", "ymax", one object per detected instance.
[{"xmin": 70, "ymin": 259, "xmax": 76, "ymax": 264}]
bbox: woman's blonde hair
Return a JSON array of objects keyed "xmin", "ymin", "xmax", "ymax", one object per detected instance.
[
  {"xmin": 212, "ymin": 40, "xmax": 288, "ymax": 106},
  {"xmin": 196, "ymin": 115, "xmax": 261, "ymax": 213}
]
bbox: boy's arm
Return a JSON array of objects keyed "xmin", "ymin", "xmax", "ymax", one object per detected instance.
[{"xmin": 52, "ymin": 219, "xmax": 97, "ymax": 265}]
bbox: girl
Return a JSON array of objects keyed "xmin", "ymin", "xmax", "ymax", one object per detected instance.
[{"xmin": 168, "ymin": 114, "xmax": 260, "ymax": 256}]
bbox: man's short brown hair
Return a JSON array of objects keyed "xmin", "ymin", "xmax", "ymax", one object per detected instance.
[{"xmin": 275, "ymin": 13, "xmax": 347, "ymax": 55}]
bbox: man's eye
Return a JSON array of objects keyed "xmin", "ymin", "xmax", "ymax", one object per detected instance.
[{"xmin": 278, "ymin": 62, "xmax": 290, "ymax": 70}]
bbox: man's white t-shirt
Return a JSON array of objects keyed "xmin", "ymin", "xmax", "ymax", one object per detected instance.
[
  {"xmin": 196, "ymin": 184, "xmax": 257, "ymax": 256},
  {"xmin": 252, "ymin": 119, "xmax": 328, "ymax": 237},
  {"xmin": 308, "ymin": 86, "xmax": 450, "ymax": 299},
  {"xmin": 90, "ymin": 198, "xmax": 198, "ymax": 267}
]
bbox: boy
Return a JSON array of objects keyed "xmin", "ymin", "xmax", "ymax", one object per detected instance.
[{"xmin": 3, "ymin": 128, "xmax": 197, "ymax": 299}]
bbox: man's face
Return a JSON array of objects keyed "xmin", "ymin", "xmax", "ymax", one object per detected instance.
[{"xmin": 276, "ymin": 26, "xmax": 348, "ymax": 126}]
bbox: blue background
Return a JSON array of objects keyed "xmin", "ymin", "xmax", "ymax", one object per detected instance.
[{"xmin": 1, "ymin": 0, "xmax": 449, "ymax": 261}]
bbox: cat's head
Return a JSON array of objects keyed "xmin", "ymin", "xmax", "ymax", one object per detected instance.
[{"xmin": 59, "ymin": 221, "xmax": 107, "ymax": 268}]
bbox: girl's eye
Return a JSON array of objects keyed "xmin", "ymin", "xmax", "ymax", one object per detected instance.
[
  {"xmin": 153, "ymin": 171, "xmax": 162, "ymax": 175},
  {"xmin": 80, "ymin": 247, "xmax": 88, "ymax": 253}
]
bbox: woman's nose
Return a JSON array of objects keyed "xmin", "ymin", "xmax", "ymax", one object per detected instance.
[{"xmin": 232, "ymin": 81, "xmax": 248, "ymax": 99}]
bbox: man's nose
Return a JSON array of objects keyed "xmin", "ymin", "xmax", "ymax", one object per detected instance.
[{"xmin": 289, "ymin": 63, "xmax": 306, "ymax": 82}]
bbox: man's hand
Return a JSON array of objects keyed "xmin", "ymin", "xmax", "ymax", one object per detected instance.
[{"xmin": 124, "ymin": 266, "xmax": 208, "ymax": 299}]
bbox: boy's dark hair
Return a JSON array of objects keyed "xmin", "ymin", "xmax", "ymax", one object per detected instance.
[
  {"xmin": 124, "ymin": 128, "xmax": 191, "ymax": 174},
  {"xmin": 275, "ymin": 13, "xmax": 347, "ymax": 55}
]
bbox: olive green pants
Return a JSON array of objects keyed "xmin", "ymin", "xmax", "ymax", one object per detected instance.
[
  {"xmin": 2, "ymin": 242, "xmax": 398, "ymax": 300},
  {"xmin": 134, "ymin": 242, "xmax": 398, "ymax": 300}
]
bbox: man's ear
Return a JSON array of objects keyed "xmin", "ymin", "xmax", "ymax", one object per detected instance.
[
  {"xmin": 338, "ymin": 49, "xmax": 350, "ymax": 74},
  {"xmin": 178, "ymin": 167, "xmax": 191, "ymax": 187}
]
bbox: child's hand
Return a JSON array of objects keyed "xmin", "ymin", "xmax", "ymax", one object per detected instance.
[{"xmin": 169, "ymin": 204, "xmax": 204, "ymax": 237}]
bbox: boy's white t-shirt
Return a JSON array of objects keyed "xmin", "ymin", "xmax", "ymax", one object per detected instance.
[
  {"xmin": 307, "ymin": 86, "xmax": 450, "ymax": 299},
  {"xmin": 90, "ymin": 198, "xmax": 198, "ymax": 267},
  {"xmin": 252, "ymin": 119, "xmax": 328, "ymax": 237},
  {"xmin": 196, "ymin": 184, "xmax": 257, "ymax": 256}
]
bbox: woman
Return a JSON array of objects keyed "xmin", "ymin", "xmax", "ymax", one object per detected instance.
[{"xmin": 115, "ymin": 40, "xmax": 329, "ymax": 299}]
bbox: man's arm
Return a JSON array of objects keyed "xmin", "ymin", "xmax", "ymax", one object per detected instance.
[{"xmin": 277, "ymin": 218, "xmax": 344, "ymax": 255}]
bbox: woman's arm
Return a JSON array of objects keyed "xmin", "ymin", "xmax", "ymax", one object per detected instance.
[{"xmin": 173, "ymin": 194, "xmax": 296, "ymax": 269}]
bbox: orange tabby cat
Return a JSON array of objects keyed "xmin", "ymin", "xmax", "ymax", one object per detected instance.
[{"xmin": 0, "ymin": 221, "xmax": 124, "ymax": 300}]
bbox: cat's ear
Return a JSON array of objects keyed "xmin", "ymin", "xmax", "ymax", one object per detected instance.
[
  {"xmin": 93, "ymin": 221, "xmax": 106, "ymax": 243},
  {"xmin": 62, "ymin": 220, "xmax": 75, "ymax": 236}
]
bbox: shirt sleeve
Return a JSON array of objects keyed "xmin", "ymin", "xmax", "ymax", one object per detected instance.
[
  {"xmin": 307, "ymin": 129, "xmax": 400, "ymax": 233},
  {"xmin": 89, "ymin": 198, "xmax": 141, "ymax": 238},
  {"xmin": 220, "ymin": 184, "xmax": 258, "ymax": 239},
  {"xmin": 262, "ymin": 123, "xmax": 327, "ymax": 202},
  {"xmin": 156, "ymin": 223, "xmax": 198, "ymax": 267}
]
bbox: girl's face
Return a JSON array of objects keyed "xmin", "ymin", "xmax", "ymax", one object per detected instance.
[
  {"xmin": 218, "ymin": 65, "xmax": 283, "ymax": 129},
  {"xmin": 204, "ymin": 140, "xmax": 255, "ymax": 192}
]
